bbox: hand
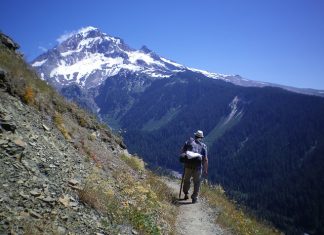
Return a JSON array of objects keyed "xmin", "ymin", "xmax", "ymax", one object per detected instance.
[{"xmin": 203, "ymin": 170, "xmax": 208, "ymax": 176}]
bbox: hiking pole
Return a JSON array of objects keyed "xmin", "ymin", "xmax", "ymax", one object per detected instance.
[{"xmin": 179, "ymin": 167, "xmax": 185, "ymax": 199}]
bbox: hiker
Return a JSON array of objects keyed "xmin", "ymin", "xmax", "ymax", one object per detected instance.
[{"xmin": 180, "ymin": 130, "xmax": 208, "ymax": 203}]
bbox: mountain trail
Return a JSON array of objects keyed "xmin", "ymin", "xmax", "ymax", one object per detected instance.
[{"xmin": 164, "ymin": 178, "xmax": 231, "ymax": 235}]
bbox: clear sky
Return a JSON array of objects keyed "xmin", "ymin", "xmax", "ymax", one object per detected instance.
[{"xmin": 1, "ymin": 0, "xmax": 324, "ymax": 89}]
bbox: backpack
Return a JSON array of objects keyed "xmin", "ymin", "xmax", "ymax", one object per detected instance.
[{"xmin": 179, "ymin": 137, "xmax": 204, "ymax": 165}]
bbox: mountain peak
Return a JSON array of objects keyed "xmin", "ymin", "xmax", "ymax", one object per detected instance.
[
  {"xmin": 77, "ymin": 26, "xmax": 99, "ymax": 35},
  {"xmin": 33, "ymin": 27, "xmax": 239, "ymax": 89},
  {"xmin": 31, "ymin": 27, "xmax": 192, "ymax": 88},
  {"xmin": 55, "ymin": 26, "xmax": 102, "ymax": 45},
  {"xmin": 140, "ymin": 45, "xmax": 152, "ymax": 54}
]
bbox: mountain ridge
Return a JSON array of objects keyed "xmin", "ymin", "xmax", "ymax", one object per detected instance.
[{"xmin": 32, "ymin": 26, "xmax": 324, "ymax": 97}]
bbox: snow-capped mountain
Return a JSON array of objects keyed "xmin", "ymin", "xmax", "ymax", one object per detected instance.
[
  {"xmin": 32, "ymin": 26, "xmax": 324, "ymax": 97},
  {"xmin": 32, "ymin": 26, "xmax": 230, "ymax": 89}
]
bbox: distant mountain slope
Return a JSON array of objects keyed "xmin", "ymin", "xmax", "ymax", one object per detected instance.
[{"xmin": 103, "ymin": 71, "xmax": 324, "ymax": 234}]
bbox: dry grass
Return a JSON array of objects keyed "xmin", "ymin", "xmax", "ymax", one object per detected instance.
[
  {"xmin": 78, "ymin": 182, "xmax": 112, "ymax": 214},
  {"xmin": 78, "ymin": 115, "xmax": 88, "ymax": 127},
  {"xmin": 200, "ymin": 184, "xmax": 282, "ymax": 235},
  {"xmin": 0, "ymin": 45, "xmax": 54, "ymax": 101},
  {"xmin": 145, "ymin": 172, "xmax": 177, "ymax": 234},
  {"xmin": 120, "ymin": 154, "xmax": 145, "ymax": 172},
  {"xmin": 78, "ymin": 161, "xmax": 176, "ymax": 235},
  {"xmin": 53, "ymin": 112, "xmax": 71, "ymax": 140},
  {"xmin": 22, "ymin": 85, "xmax": 35, "ymax": 105},
  {"xmin": 112, "ymin": 164, "xmax": 176, "ymax": 235},
  {"xmin": 79, "ymin": 139, "xmax": 103, "ymax": 167}
]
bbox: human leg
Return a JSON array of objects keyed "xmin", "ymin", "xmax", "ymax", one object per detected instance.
[
  {"xmin": 182, "ymin": 168, "xmax": 193, "ymax": 197},
  {"xmin": 191, "ymin": 168, "xmax": 202, "ymax": 202}
]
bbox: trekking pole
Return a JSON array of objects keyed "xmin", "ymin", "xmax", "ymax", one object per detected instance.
[{"xmin": 179, "ymin": 167, "xmax": 185, "ymax": 199}]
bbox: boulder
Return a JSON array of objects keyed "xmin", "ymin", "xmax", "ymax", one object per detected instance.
[
  {"xmin": 0, "ymin": 120, "xmax": 16, "ymax": 133},
  {"xmin": 0, "ymin": 69, "xmax": 10, "ymax": 93},
  {"xmin": 0, "ymin": 33, "xmax": 20, "ymax": 51}
]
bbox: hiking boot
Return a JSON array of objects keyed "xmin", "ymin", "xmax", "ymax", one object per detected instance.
[
  {"xmin": 192, "ymin": 197, "xmax": 197, "ymax": 204},
  {"xmin": 184, "ymin": 194, "xmax": 189, "ymax": 200}
]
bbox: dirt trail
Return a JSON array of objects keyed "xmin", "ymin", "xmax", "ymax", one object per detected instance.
[{"xmin": 164, "ymin": 178, "xmax": 230, "ymax": 235}]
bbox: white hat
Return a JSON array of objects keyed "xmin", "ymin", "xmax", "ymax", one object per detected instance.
[{"xmin": 194, "ymin": 130, "xmax": 204, "ymax": 138}]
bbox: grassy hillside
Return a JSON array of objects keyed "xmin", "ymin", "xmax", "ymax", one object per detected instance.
[{"xmin": 200, "ymin": 184, "xmax": 282, "ymax": 235}]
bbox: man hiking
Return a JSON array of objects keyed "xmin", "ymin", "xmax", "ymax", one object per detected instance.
[{"xmin": 180, "ymin": 130, "xmax": 208, "ymax": 203}]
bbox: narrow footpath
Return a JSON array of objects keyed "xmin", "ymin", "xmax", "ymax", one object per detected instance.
[{"xmin": 164, "ymin": 179, "xmax": 231, "ymax": 235}]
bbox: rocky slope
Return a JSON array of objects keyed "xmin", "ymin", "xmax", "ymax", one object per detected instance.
[
  {"xmin": 0, "ymin": 33, "xmax": 175, "ymax": 235},
  {"xmin": 0, "ymin": 90, "xmax": 115, "ymax": 234}
]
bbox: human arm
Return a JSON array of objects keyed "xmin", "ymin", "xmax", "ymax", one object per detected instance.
[
  {"xmin": 203, "ymin": 156, "xmax": 208, "ymax": 175},
  {"xmin": 202, "ymin": 144, "xmax": 208, "ymax": 175}
]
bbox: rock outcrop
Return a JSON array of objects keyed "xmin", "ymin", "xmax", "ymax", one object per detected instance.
[
  {"xmin": 0, "ymin": 86, "xmax": 125, "ymax": 234},
  {"xmin": 0, "ymin": 32, "xmax": 19, "ymax": 51}
]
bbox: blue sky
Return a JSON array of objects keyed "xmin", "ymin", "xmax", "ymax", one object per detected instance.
[{"xmin": 1, "ymin": 0, "xmax": 324, "ymax": 89}]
